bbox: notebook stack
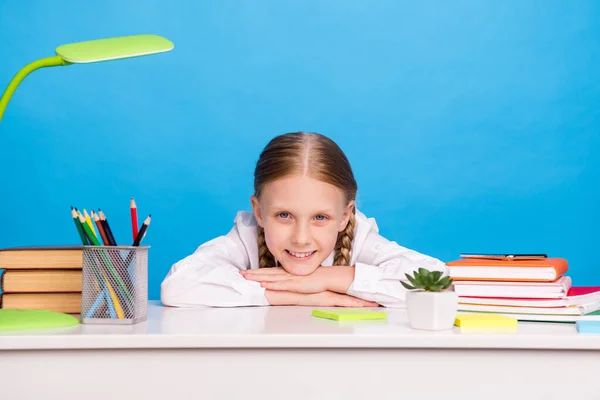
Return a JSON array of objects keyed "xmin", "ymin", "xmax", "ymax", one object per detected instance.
[
  {"xmin": 0, "ymin": 246, "xmax": 83, "ymax": 314},
  {"xmin": 446, "ymin": 254, "xmax": 600, "ymax": 322}
]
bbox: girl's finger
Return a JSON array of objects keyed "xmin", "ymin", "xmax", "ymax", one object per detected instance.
[
  {"xmin": 244, "ymin": 274, "xmax": 290, "ymax": 283},
  {"xmin": 346, "ymin": 299, "xmax": 366, "ymax": 307},
  {"xmin": 333, "ymin": 294, "xmax": 377, "ymax": 308},
  {"xmin": 360, "ymin": 300, "xmax": 380, "ymax": 307},
  {"xmin": 244, "ymin": 267, "xmax": 288, "ymax": 275},
  {"xmin": 261, "ymin": 281, "xmax": 294, "ymax": 291}
]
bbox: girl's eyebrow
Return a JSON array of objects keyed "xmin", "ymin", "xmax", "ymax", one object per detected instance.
[
  {"xmin": 314, "ymin": 209, "xmax": 335, "ymax": 215},
  {"xmin": 268, "ymin": 205, "xmax": 290, "ymax": 211},
  {"xmin": 269, "ymin": 206, "xmax": 335, "ymax": 215}
]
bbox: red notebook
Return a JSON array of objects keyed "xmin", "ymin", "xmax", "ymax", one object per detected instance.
[{"xmin": 446, "ymin": 257, "xmax": 568, "ymax": 282}]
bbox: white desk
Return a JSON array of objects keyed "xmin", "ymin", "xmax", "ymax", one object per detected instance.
[{"xmin": 1, "ymin": 301, "xmax": 599, "ymax": 400}]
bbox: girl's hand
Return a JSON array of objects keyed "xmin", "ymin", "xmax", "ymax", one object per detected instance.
[
  {"xmin": 241, "ymin": 267, "xmax": 327, "ymax": 294},
  {"xmin": 265, "ymin": 290, "xmax": 379, "ymax": 307},
  {"xmin": 240, "ymin": 266, "xmax": 355, "ymax": 294}
]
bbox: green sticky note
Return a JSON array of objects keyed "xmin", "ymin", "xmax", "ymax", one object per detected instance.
[
  {"xmin": 312, "ymin": 308, "xmax": 387, "ymax": 321},
  {"xmin": 0, "ymin": 309, "xmax": 79, "ymax": 331}
]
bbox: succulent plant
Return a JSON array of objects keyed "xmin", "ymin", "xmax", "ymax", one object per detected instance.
[{"xmin": 401, "ymin": 268, "xmax": 453, "ymax": 292}]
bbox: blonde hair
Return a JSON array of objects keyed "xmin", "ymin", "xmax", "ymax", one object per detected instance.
[{"xmin": 254, "ymin": 132, "xmax": 357, "ymax": 268}]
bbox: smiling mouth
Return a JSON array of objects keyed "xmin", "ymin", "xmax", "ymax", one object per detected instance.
[{"xmin": 285, "ymin": 250, "xmax": 316, "ymax": 259}]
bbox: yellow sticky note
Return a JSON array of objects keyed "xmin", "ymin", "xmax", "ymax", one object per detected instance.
[
  {"xmin": 312, "ymin": 309, "xmax": 387, "ymax": 321},
  {"xmin": 454, "ymin": 313, "xmax": 517, "ymax": 328}
]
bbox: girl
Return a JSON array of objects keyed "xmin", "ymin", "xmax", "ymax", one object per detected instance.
[{"xmin": 161, "ymin": 132, "xmax": 448, "ymax": 308}]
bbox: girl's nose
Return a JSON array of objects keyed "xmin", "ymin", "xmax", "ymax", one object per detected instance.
[{"xmin": 291, "ymin": 222, "xmax": 311, "ymax": 245}]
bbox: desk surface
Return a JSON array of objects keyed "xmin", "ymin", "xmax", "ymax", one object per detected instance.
[{"xmin": 1, "ymin": 300, "xmax": 599, "ymax": 350}]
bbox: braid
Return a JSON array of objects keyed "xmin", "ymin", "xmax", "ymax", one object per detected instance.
[
  {"xmin": 333, "ymin": 207, "xmax": 356, "ymax": 266},
  {"xmin": 257, "ymin": 226, "xmax": 276, "ymax": 268}
]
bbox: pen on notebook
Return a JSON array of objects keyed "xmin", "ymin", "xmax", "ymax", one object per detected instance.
[
  {"xmin": 130, "ymin": 197, "xmax": 139, "ymax": 242},
  {"xmin": 133, "ymin": 215, "xmax": 151, "ymax": 246}
]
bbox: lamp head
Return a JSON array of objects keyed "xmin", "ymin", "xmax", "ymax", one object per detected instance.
[
  {"xmin": 55, "ymin": 34, "xmax": 174, "ymax": 64},
  {"xmin": 0, "ymin": 34, "xmax": 173, "ymax": 122}
]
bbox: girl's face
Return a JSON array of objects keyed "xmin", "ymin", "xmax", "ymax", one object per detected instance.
[{"xmin": 251, "ymin": 174, "xmax": 354, "ymax": 276}]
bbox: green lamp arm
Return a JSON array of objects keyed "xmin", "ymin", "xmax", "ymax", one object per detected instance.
[{"xmin": 0, "ymin": 55, "xmax": 70, "ymax": 122}]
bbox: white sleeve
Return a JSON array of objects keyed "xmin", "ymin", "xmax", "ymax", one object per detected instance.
[
  {"xmin": 160, "ymin": 226, "xmax": 269, "ymax": 308},
  {"xmin": 346, "ymin": 232, "xmax": 449, "ymax": 308}
]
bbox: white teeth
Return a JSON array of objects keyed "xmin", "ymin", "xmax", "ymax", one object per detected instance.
[{"xmin": 288, "ymin": 250, "xmax": 315, "ymax": 258}]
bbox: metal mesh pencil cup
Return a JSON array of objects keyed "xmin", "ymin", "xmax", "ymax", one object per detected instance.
[{"xmin": 81, "ymin": 245, "xmax": 149, "ymax": 324}]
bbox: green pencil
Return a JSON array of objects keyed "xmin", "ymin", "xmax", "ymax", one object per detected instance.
[
  {"xmin": 78, "ymin": 213, "xmax": 101, "ymax": 245},
  {"xmin": 71, "ymin": 207, "xmax": 88, "ymax": 245}
]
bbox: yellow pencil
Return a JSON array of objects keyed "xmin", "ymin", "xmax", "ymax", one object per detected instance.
[
  {"xmin": 83, "ymin": 209, "xmax": 97, "ymax": 239},
  {"xmin": 102, "ymin": 272, "xmax": 124, "ymax": 319}
]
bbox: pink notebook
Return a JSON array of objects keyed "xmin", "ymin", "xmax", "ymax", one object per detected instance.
[{"xmin": 459, "ymin": 286, "xmax": 600, "ymax": 308}]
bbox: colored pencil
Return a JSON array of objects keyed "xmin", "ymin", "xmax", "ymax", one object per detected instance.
[
  {"xmin": 84, "ymin": 287, "xmax": 117, "ymax": 319},
  {"xmin": 130, "ymin": 197, "xmax": 139, "ymax": 242},
  {"xmin": 73, "ymin": 207, "xmax": 89, "ymax": 244},
  {"xmin": 98, "ymin": 209, "xmax": 117, "ymax": 246},
  {"xmin": 83, "ymin": 209, "xmax": 97, "ymax": 240},
  {"xmin": 73, "ymin": 205, "xmax": 132, "ymax": 319},
  {"xmin": 75, "ymin": 207, "xmax": 117, "ymax": 317},
  {"xmin": 94, "ymin": 209, "xmax": 133, "ymax": 294},
  {"xmin": 102, "ymin": 271, "xmax": 125, "ymax": 318},
  {"xmin": 92, "ymin": 210, "xmax": 109, "ymax": 246},
  {"xmin": 133, "ymin": 215, "xmax": 151, "ymax": 246},
  {"xmin": 84, "ymin": 287, "xmax": 105, "ymax": 319},
  {"xmin": 79, "ymin": 213, "xmax": 101, "ymax": 246},
  {"xmin": 71, "ymin": 206, "xmax": 88, "ymax": 245},
  {"xmin": 79, "ymin": 213, "xmax": 132, "ymax": 301},
  {"xmin": 98, "ymin": 299, "xmax": 111, "ymax": 318}
]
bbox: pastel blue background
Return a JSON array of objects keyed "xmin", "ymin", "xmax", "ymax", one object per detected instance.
[{"xmin": 1, "ymin": 1, "xmax": 599, "ymax": 300}]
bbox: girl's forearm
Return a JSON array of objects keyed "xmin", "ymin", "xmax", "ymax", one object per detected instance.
[
  {"xmin": 265, "ymin": 289, "xmax": 300, "ymax": 305},
  {"xmin": 320, "ymin": 265, "xmax": 355, "ymax": 294},
  {"xmin": 266, "ymin": 289, "xmax": 378, "ymax": 307}
]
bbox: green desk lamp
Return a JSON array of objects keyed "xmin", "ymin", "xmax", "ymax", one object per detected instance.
[{"xmin": 0, "ymin": 34, "xmax": 174, "ymax": 122}]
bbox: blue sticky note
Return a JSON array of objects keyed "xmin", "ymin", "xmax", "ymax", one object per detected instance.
[{"xmin": 576, "ymin": 320, "xmax": 600, "ymax": 334}]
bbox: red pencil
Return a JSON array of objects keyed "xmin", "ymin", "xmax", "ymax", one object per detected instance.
[
  {"xmin": 92, "ymin": 210, "xmax": 109, "ymax": 245},
  {"xmin": 130, "ymin": 197, "xmax": 139, "ymax": 242}
]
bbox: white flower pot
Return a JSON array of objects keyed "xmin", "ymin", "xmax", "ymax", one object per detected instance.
[{"xmin": 405, "ymin": 290, "xmax": 458, "ymax": 331}]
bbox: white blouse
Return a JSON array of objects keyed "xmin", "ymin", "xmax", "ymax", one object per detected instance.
[{"xmin": 160, "ymin": 209, "xmax": 449, "ymax": 308}]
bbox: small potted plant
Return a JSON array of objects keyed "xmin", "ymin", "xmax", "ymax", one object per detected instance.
[{"xmin": 401, "ymin": 268, "xmax": 457, "ymax": 331}]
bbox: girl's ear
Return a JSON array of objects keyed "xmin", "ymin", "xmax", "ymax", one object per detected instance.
[
  {"xmin": 250, "ymin": 195, "xmax": 264, "ymax": 227},
  {"xmin": 339, "ymin": 200, "xmax": 355, "ymax": 232}
]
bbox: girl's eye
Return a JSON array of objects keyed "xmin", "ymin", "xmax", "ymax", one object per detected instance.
[
  {"xmin": 277, "ymin": 212, "xmax": 290, "ymax": 219},
  {"xmin": 315, "ymin": 214, "xmax": 328, "ymax": 221}
]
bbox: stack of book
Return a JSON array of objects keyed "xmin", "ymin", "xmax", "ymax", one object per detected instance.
[
  {"xmin": 446, "ymin": 254, "xmax": 600, "ymax": 322},
  {"xmin": 0, "ymin": 246, "xmax": 83, "ymax": 314}
]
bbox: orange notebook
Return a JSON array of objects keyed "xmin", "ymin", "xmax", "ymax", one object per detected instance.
[{"xmin": 446, "ymin": 257, "xmax": 568, "ymax": 282}]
